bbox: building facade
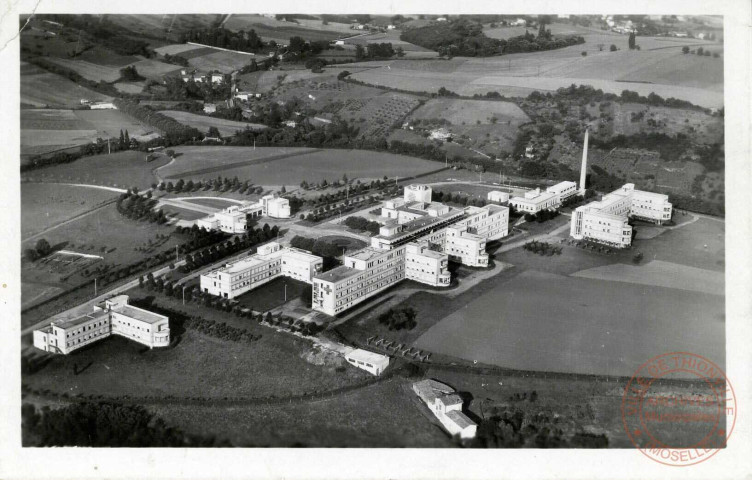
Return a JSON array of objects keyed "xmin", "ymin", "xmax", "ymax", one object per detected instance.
[
  {"xmin": 200, "ymin": 242, "xmax": 322, "ymax": 299},
  {"xmin": 404, "ymin": 184, "xmax": 433, "ymax": 203},
  {"xmin": 570, "ymin": 183, "xmax": 672, "ymax": 248},
  {"xmin": 405, "ymin": 240, "xmax": 451, "ymax": 286},
  {"xmin": 487, "ymin": 190, "xmax": 509, "ymax": 203},
  {"xmin": 509, "ymin": 187, "xmax": 560, "ymax": 214},
  {"xmin": 344, "ymin": 348, "xmax": 390, "ymax": 376},
  {"xmin": 33, "ymin": 295, "xmax": 169, "ymax": 354}
]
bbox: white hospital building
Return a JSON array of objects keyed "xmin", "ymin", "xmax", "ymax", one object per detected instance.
[
  {"xmin": 197, "ymin": 195, "xmax": 291, "ymax": 233},
  {"xmin": 32, "ymin": 295, "xmax": 170, "ymax": 354},
  {"xmin": 200, "ymin": 242, "xmax": 323, "ymax": 299},
  {"xmin": 570, "ymin": 183, "xmax": 672, "ymax": 248},
  {"xmin": 311, "ymin": 185, "xmax": 509, "ymax": 315},
  {"xmin": 509, "ymin": 180, "xmax": 577, "ymax": 214}
]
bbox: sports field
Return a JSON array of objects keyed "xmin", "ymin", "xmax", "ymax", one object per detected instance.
[
  {"xmin": 22, "ymin": 150, "xmax": 172, "ymax": 190},
  {"xmin": 182, "ymin": 197, "xmax": 240, "ymax": 209},
  {"xmin": 165, "ymin": 147, "xmax": 442, "ymax": 186},
  {"xmin": 158, "ymin": 111, "xmax": 266, "ymax": 137}
]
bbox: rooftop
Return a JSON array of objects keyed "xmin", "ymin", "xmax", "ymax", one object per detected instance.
[
  {"xmin": 375, "ymin": 207, "xmax": 464, "ymax": 242},
  {"xmin": 438, "ymin": 393, "xmax": 463, "ymax": 407},
  {"xmin": 446, "ymin": 410, "xmax": 477, "ymax": 429},
  {"xmin": 347, "ymin": 247, "xmax": 388, "ymax": 262},
  {"xmin": 119, "ymin": 305, "xmax": 167, "ymax": 324},
  {"xmin": 53, "ymin": 310, "xmax": 109, "ymax": 330},
  {"xmin": 345, "ymin": 348, "xmax": 390, "ymax": 365},
  {"xmin": 413, "ymin": 379, "xmax": 455, "ymax": 404},
  {"xmin": 314, "ymin": 264, "xmax": 361, "ymax": 283}
]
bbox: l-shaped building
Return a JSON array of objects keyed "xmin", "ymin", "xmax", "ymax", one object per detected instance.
[{"xmin": 33, "ymin": 295, "xmax": 170, "ymax": 354}]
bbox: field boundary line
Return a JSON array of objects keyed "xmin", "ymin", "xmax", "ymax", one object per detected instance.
[{"xmin": 162, "ymin": 148, "xmax": 322, "ymax": 180}]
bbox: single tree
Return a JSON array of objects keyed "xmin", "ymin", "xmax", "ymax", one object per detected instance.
[{"xmin": 628, "ymin": 31, "xmax": 636, "ymax": 50}]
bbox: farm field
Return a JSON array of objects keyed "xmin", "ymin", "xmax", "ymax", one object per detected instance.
[
  {"xmin": 414, "ymin": 269, "xmax": 724, "ymax": 377},
  {"xmin": 106, "ymin": 14, "xmax": 222, "ymax": 42},
  {"xmin": 22, "ymin": 150, "xmax": 171, "ymax": 189},
  {"xmin": 21, "ymin": 109, "xmax": 160, "ymax": 157},
  {"xmin": 343, "ymin": 31, "xmax": 436, "ymax": 53},
  {"xmin": 222, "ymin": 14, "xmax": 347, "ymax": 43},
  {"xmin": 158, "ymin": 110, "xmax": 266, "ymax": 137},
  {"xmin": 347, "ymin": 36, "xmax": 724, "ymax": 108},
  {"xmin": 21, "ymin": 183, "xmax": 117, "ymax": 239},
  {"xmin": 76, "ymin": 46, "xmax": 141, "ymax": 66},
  {"xmin": 406, "ymin": 98, "xmax": 530, "ymax": 152},
  {"xmin": 113, "ymin": 82, "xmax": 144, "ymax": 94},
  {"xmin": 166, "ymin": 147, "xmax": 443, "ymax": 186},
  {"xmin": 128, "ymin": 59, "xmax": 183, "ymax": 81},
  {"xmin": 186, "ymin": 50, "xmax": 256, "ymax": 73},
  {"xmin": 21, "ymin": 67, "xmax": 113, "ymax": 108},
  {"xmin": 44, "ymin": 57, "xmax": 122, "ymax": 82}
]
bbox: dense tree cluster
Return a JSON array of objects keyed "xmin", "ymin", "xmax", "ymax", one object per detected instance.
[
  {"xmin": 113, "ymin": 99, "xmax": 203, "ymax": 145},
  {"xmin": 116, "ymin": 190, "xmax": 167, "ymax": 224},
  {"xmin": 377, "ymin": 307, "xmax": 418, "ymax": 331},
  {"xmin": 523, "ymin": 240, "xmax": 562, "ymax": 255},
  {"xmin": 471, "ymin": 405, "xmax": 608, "ymax": 448},
  {"xmin": 343, "ymin": 216, "xmax": 382, "ymax": 235},
  {"xmin": 40, "ymin": 15, "xmax": 152, "ymax": 57},
  {"xmin": 161, "ymin": 75, "xmax": 232, "ymax": 103},
  {"xmin": 119, "ymin": 65, "xmax": 144, "ymax": 81},
  {"xmin": 289, "ymin": 235, "xmax": 345, "ymax": 268},
  {"xmin": 181, "ymin": 224, "xmax": 280, "ymax": 273},
  {"xmin": 401, "ymin": 19, "xmax": 584, "ymax": 57},
  {"xmin": 24, "ymin": 238, "xmax": 53, "ymax": 262},
  {"xmin": 178, "ymin": 27, "xmax": 265, "ymax": 53},
  {"xmin": 183, "ymin": 316, "xmax": 261, "ymax": 343},
  {"xmin": 22, "ymin": 402, "xmax": 228, "ymax": 447}
]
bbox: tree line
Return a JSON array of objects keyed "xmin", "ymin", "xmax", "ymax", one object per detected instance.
[{"xmin": 180, "ymin": 224, "xmax": 280, "ymax": 274}]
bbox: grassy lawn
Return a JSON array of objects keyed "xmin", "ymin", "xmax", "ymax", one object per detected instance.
[
  {"xmin": 159, "ymin": 111, "xmax": 266, "ymax": 137},
  {"xmin": 233, "ymin": 277, "xmax": 310, "ymax": 312},
  {"xmin": 145, "ymin": 377, "xmax": 454, "ymax": 447},
  {"xmin": 182, "ymin": 197, "xmax": 240, "ymax": 209},
  {"xmin": 23, "ymin": 316, "xmax": 370, "ymax": 402},
  {"xmin": 159, "ymin": 204, "xmax": 207, "ymax": 221},
  {"xmin": 21, "ymin": 183, "xmax": 117, "ymax": 239},
  {"xmin": 22, "ymin": 150, "xmax": 172, "ymax": 190}
]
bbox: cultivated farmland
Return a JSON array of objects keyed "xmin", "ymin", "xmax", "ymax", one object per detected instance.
[
  {"xmin": 158, "ymin": 146, "xmax": 315, "ymax": 179},
  {"xmin": 21, "ymin": 67, "xmax": 112, "ymax": 108},
  {"xmin": 187, "ymin": 50, "xmax": 256, "ymax": 73},
  {"xmin": 44, "ymin": 57, "xmax": 123, "ymax": 82},
  {"xmin": 158, "ymin": 111, "xmax": 266, "ymax": 137}
]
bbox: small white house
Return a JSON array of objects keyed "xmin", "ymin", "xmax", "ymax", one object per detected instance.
[
  {"xmin": 436, "ymin": 17, "xmax": 448, "ymax": 22},
  {"xmin": 210, "ymin": 73, "xmax": 224, "ymax": 84},
  {"xmin": 334, "ymin": 40, "xmax": 345, "ymax": 46},
  {"xmin": 387, "ymin": 25, "xmax": 396, "ymax": 30},
  {"xmin": 487, "ymin": 190, "xmax": 510, "ymax": 203},
  {"xmin": 344, "ymin": 349, "xmax": 390, "ymax": 376},
  {"xmin": 203, "ymin": 103, "xmax": 217, "ymax": 114},
  {"xmin": 283, "ymin": 120, "xmax": 297, "ymax": 128},
  {"xmin": 430, "ymin": 128, "xmax": 452, "ymax": 141},
  {"xmin": 90, "ymin": 102, "xmax": 116, "ymax": 110},
  {"xmin": 412, "ymin": 379, "xmax": 477, "ymax": 439}
]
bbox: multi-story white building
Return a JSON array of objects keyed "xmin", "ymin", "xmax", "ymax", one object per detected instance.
[
  {"xmin": 546, "ymin": 180, "xmax": 578, "ymax": 201},
  {"xmin": 200, "ymin": 242, "xmax": 322, "ymax": 299},
  {"xmin": 196, "ymin": 196, "xmax": 289, "ymax": 233},
  {"xmin": 312, "ymin": 247, "xmax": 406, "ymax": 316},
  {"xmin": 509, "ymin": 187, "xmax": 560, "ymax": 214},
  {"xmin": 403, "ymin": 184, "xmax": 433, "ymax": 203},
  {"xmin": 570, "ymin": 183, "xmax": 672, "ymax": 248},
  {"xmin": 405, "ymin": 240, "xmax": 451, "ymax": 287},
  {"xmin": 413, "ymin": 379, "xmax": 477, "ymax": 440},
  {"xmin": 32, "ymin": 295, "xmax": 169, "ymax": 354},
  {"xmin": 312, "ymin": 186, "xmax": 509, "ymax": 315},
  {"xmin": 261, "ymin": 195, "xmax": 291, "ymax": 218}
]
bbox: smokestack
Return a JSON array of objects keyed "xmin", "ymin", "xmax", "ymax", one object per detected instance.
[{"xmin": 579, "ymin": 127, "xmax": 589, "ymax": 195}]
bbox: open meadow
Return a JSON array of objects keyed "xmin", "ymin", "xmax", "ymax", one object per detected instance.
[
  {"xmin": 158, "ymin": 110, "xmax": 266, "ymax": 137},
  {"xmin": 21, "ymin": 183, "xmax": 117, "ymax": 240},
  {"xmin": 222, "ymin": 14, "xmax": 348, "ymax": 43},
  {"xmin": 158, "ymin": 146, "xmax": 315, "ymax": 179},
  {"xmin": 408, "ymin": 217, "xmax": 725, "ymax": 377},
  {"xmin": 164, "ymin": 146, "xmax": 444, "ymax": 186},
  {"xmin": 22, "ymin": 150, "xmax": 172, "ymax": 189}
]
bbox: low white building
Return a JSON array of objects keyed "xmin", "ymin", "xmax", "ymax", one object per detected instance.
[
  {"xmin": 413, "ymin": 379, "xmax": 477, "ymax": 440},
  {"xmin": 203, "ymin": 103, "xmax": 217, "ymax": 114},
  {"xmin": 90, "ymin": 102, "xmax": 116, "ymax": 110},
  {"xmin": 509, "ymin": 188, "xmax": 560, "ymax": 214},
  {"xmin": 234, "ymin": 92, "xmax": 261, "ymax": 101},
  {"xmin": 197, "ymin": 196, "xmax": 289, "ymax": 232},
  {"xmin": 404, "ymin": 184, "xmax": 433, "ymax": 203},
  {"xmin": 344, "ymin": 348, "xmax": 390, "ymax": 376},
  {"xmin": 430, "ymin": 128, "xmax": 452, "ymax": 141},
  {"xmin": 570, "ymin": 183, "xmax": 672, "ymax": 248},
  {"xmin": 487, "ymin": 190, "xmax": 510, "ymax": 203},
  {"xmin": 200, "ymin": 242, "xmax": 323, "ymax": 299},
  {"xmin": 334, "ymin": 40, "xmax": 345, "ymax": 46},
  {"xmin": 283, "ymin": 120, "xmax": 297, "ymax": 128},
  {"xmin": 33, "ymin": 295, "xmax": 169, "ymax": 354},
  {"xmin": 210, "ymin": 73, "xmax": 224, "ymax": 84}
]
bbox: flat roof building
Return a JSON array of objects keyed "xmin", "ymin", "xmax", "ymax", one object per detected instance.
[
  {"xmin": 412, "ymin": 379, "xmax": 477, "ymax": 439},
  {"xmin": 344, "ymin": 348, "xmax": 390, "ymax": 376},
  {"xmin": 487, "ymin": 190, "xmax": 509, "ymax": 203},
  {"xmin": 33, "ymin": 295, "xmax": 169, "ymax": 354},
  {"xmin": 570, "ymin": 183, "xmax": 672, "ymax": 248},
  {"xmin": 404, "ymin": 184, "xmax": 433, "ymax": 203},
  {"xmin": 509, "ymin": 188, "xmax": 560, "ymax": 214},
  {"xmin": 200, "ymin": 242, "xmax": 322, "ymax": 299}
]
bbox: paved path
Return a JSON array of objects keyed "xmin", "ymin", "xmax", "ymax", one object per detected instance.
[
  {"xmin": 21, "ymin": 260, "xmax": 187, "ymax": 336},
  {"xmin": 49, "ymin": 183, "xmax": 128, "ymax": 193}
]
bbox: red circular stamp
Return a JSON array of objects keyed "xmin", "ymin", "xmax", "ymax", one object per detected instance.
[{"xmin": 621, "ymin": 352, "xmax": 736, "ymax": 466}]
